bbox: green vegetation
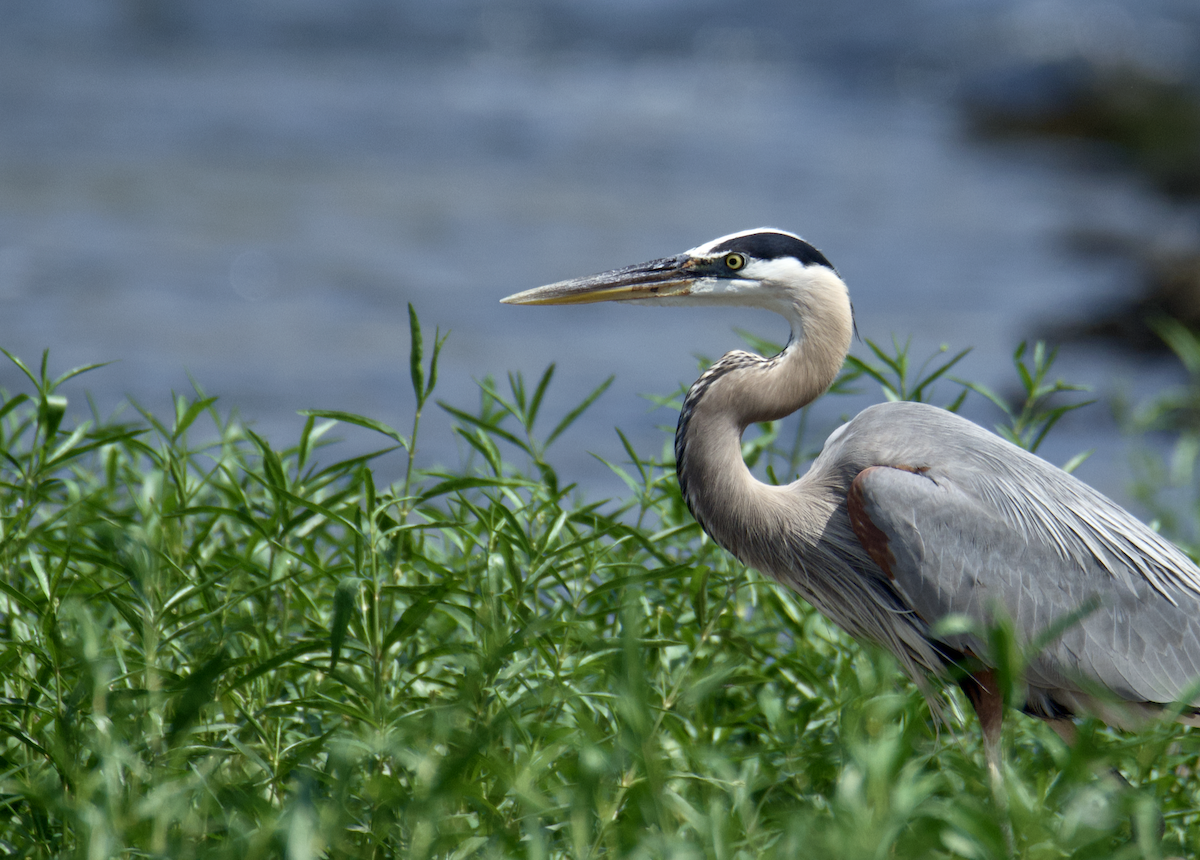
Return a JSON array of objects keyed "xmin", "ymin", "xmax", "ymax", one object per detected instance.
[{"xmin": 1, "ymin": 312, "xmax": 1198, "ymax": 858}]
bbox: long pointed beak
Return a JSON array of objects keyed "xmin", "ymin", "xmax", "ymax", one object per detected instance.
[{"xmin": 501, "ymin": 255, "xmax": 695, "ymax": 305}]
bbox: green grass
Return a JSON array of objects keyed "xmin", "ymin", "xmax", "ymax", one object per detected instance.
[{"xmin": 1, "ymin": 314, "xmax": 1199, "ymax": 859}]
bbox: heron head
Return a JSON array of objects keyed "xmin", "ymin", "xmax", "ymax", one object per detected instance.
[{"xmin": 501, "ymin": 228, "xmax": 840, "ymax": 316}]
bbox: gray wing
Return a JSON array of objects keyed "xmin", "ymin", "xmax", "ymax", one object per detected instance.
[{"xmin": 834, "ymin": 402, "xmax": 1200, "ymax": 714}]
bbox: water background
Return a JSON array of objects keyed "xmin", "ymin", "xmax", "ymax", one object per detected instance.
[{"xmin": 3, "ymin": 1, "xmax": 1200, "ymax": 507}]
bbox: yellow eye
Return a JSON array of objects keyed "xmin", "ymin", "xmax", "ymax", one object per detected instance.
[{"xmin": 724, "ymin": 253, "xmax": 746, "ymax": 271}]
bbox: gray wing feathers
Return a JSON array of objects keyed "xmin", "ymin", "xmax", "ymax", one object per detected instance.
[
  {"xmin": 951, "ymin": 447, "xmax": 1200, "ymax": 604},
  {"xmin": 854, "ymin": 460, "xmax": 1200, "ymax": 710},
  {"xmin": 853, "ymin": 459, "xmax": 1200, "ymax": 708}
]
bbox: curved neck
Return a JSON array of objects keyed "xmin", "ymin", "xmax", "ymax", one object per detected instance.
[{"xmin": 674, "ymin": 276, "xmax": 852, "ymax": 570}]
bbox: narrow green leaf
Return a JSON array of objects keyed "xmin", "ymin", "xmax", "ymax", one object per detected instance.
[
  {"xmin": 173, "ymin": 395, "xmax": 219, "ymax": 441},
  {"xmin": 223, "ymin": 642, "xmax": 328, "ymax": 693},
  {"xmin": 409, "ymin": 302, "xmax": 425, "ymax": 403},
  {"xmin": 0, "ymin": 723, "xmax": 52, "ymax": 759},
  {"xmin": 527, "ymin": 363, "xmax": 556, "ymax": 431},
  {"xmin": 0, "ymin": 392, "xmax": 30, "ymax": 423},
  {"xmin": 843, "ymin": 355, "xmax": 891, "ymax": 391},
  {"xmin": 0, "ymin": 347, "xmax": 39, "ymax": 389},
  {"xmin": 615, "ymin": 428, "xmax": 648, "ymax": 485},
  {"xmin": 297, "ymin": 414, "xmax": 316, "ymax": 472},
  {"xmin": 590, "ymin": 453, "xmax": 640, "ymax": 496},
  {"xmin": 1061, "ymin": 449, "xmax": 1094, "ymax": 474},
  {"xmin": 439, "ymin": 402, "xmax": 529, "ymax": 453},
  {"xmin": 958, "ymin": 380, "xmax": 1012, "ymax": 417},
  {"xmin": 911, "ymin": 347, "xmax": 971, "ymax": 400},
  {"xmin": 299, "ymin": 409, "xmax": 408, "ymax": 447},
  {"xmin": 455, "ymin": 427, "xmax": 503, "ymax": 476},
  {"xmin": 382, "ymin": 586, "xmax": 448, "ymax": 651},
  {"xmin": 27, "ymin": 550, "xmax": 51, "ymax": 600},
  {"xmin": 426, "ymin": 328, "xmax": 448, "ymax": 403},
  {"xmin": 0, "ymin": 577, "xmax": 40, "ymax": 613},
  {"xmin": 330, "ymin": 580, "xmax": 357, "ymax": 672},
  {"xmin": 51, "ymin": 360, "xmax": 116, "ymax": 389},
  {"xmin": 944, "ymin": 388, "xmax": 969, "ymax": 413},
  {"xmin": 167, "ymin": 652, "xmax": 227, "ymax": 745},
  {"xmin": 418, "ymin": 475, "xmax": 536, "ymax": 503},
  {"xmin": 546, "ymin": 375, "xmax": 614, "ymax": 448},
  {"xmin": 38, "ymin": 394, "xmax": 67, "ymax": 442}
]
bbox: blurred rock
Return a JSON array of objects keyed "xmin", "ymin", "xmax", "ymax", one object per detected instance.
[
  {"xmin": 964, "ymin": 61, "xmax": 1200, "ymax": 200},
  {"xmin": 966, "ymin": 59, "xmax": 1200, "ymax": 351},
  {"xmin": 1045, "ymin": 239, "xmax": 1200, "ymax": 352}
]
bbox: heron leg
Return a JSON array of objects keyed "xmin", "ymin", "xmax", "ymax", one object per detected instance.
[
  {"xmin": 959, "ymin": 668, "xmax": 1013, "ymax": 853},
  {"xmin": 1044, "ymin": 716, "xmax": 1076, "ymax": 746},
  {"xmin": 959, "ymin": 669, "xmax": 1005, "ymax": 791}
]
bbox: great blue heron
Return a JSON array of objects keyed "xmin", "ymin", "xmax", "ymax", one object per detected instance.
[{"xmin": 501, "ymin": 227, "xmax": 1200, "ymax": 788}]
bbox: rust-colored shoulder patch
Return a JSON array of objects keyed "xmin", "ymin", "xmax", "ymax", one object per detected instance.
[{"xmin": 847, "ymin": 466, "xmax": 898, "ymax": 580}]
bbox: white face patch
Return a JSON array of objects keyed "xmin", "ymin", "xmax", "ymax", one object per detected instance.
[
  {"xmin": 681, "ymin": 256, "xmax": 820, "ymax": 314},
  {"xmin": 656, "ymin": 258, "xmax": 850, "ymax": 366},
  {"xmin": 618, "ymin": 230, "xmax": 848, "ymax": 346},
  {"xmin": 740, "ymin": 256, "xmax": 809, "ymax": 285},
  {"xmin": 686, "ymin": 276, "xmax": 757, "ymax": 298}
]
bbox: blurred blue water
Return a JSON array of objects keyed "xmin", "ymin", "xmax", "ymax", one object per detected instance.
[{"xmin": 1, "ymin": 0, "xmax": 1199, "ymax": 505}]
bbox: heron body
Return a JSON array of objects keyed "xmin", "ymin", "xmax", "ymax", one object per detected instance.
[{"xmin": 502, "ymin": 228, "xmax": 1200, "ymax": 761}]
